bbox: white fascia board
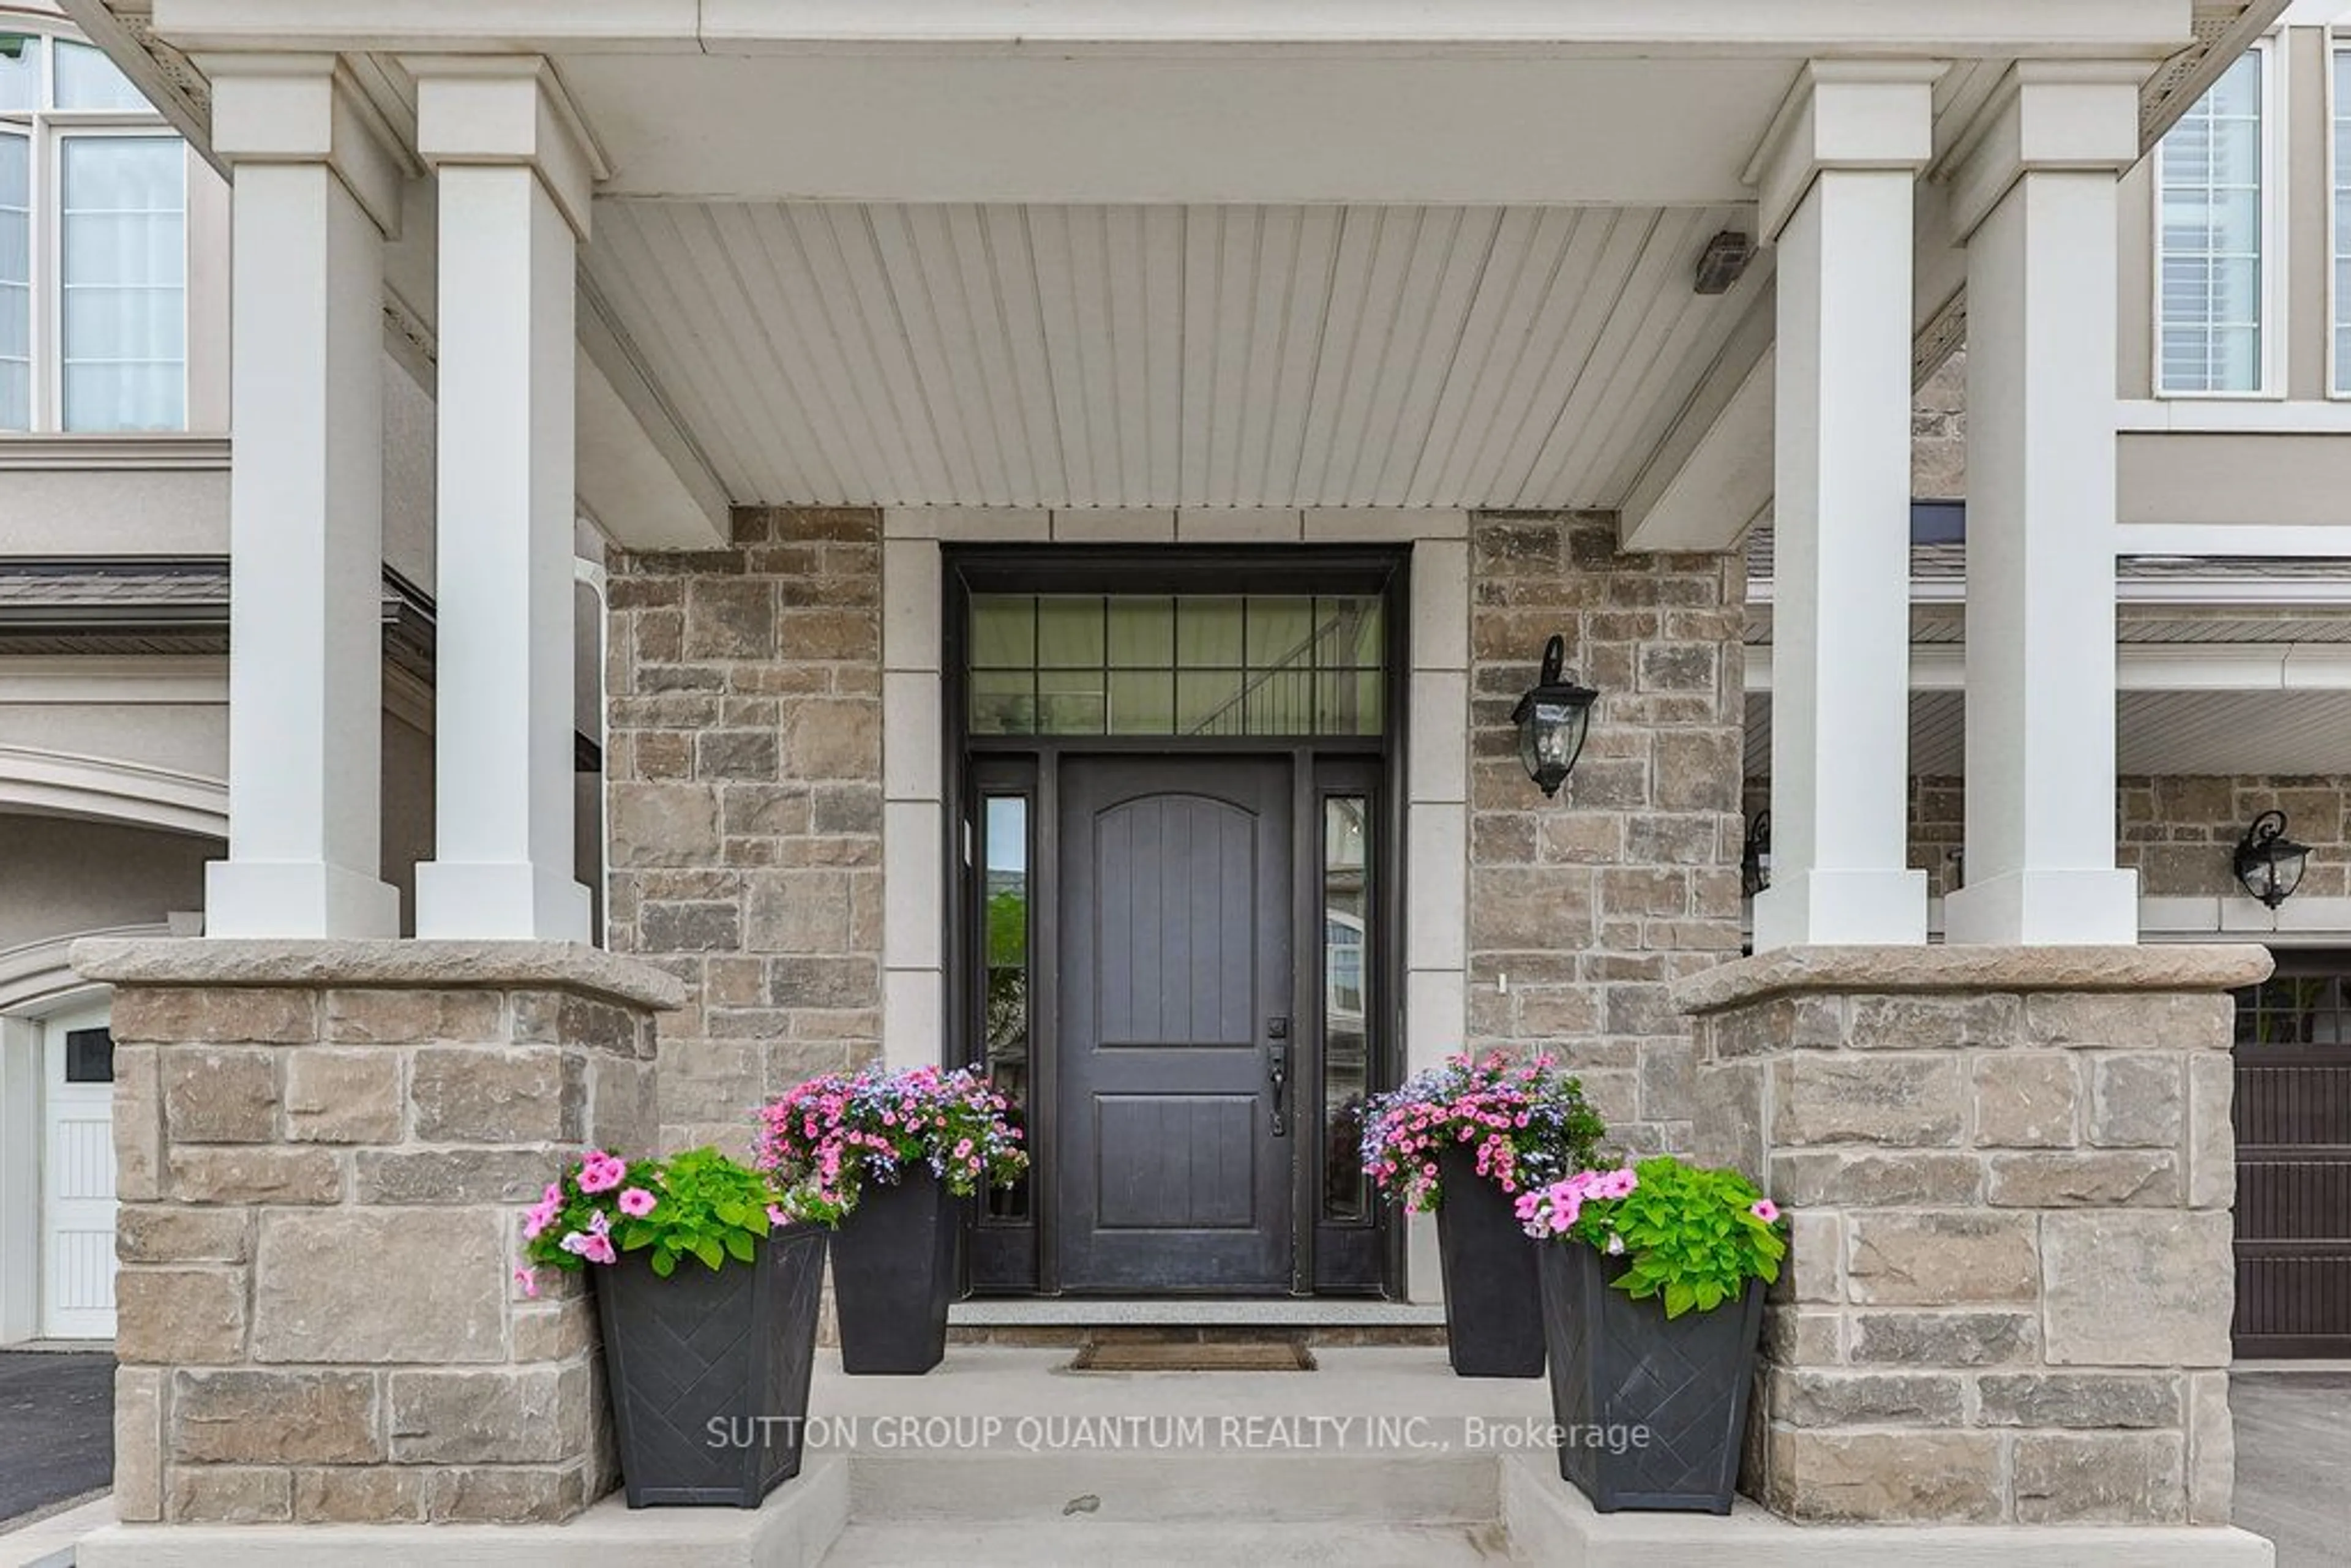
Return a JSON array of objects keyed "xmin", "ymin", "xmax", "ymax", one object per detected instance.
[
  {"xmin": 1744, "ymin": 642, "xmax": 2351, "ymax": 693},
  {"xmin": 0, "ymin": 659, "xmax": 230, "ymax": 705},
  {"xmin": 1748, "ymin": 576, "xmax": 2351, "ymax": 609},
  {"xmin": 575, "ymin": 293, "xmax": 733, "ymax": 552},
  {"xmin": 2118, "ymin": 399, "xmax": 2351, "ymax": 432},
  {"xmin": 149, "ymin": 1, "xmax": 703, "ymax": 52},
  {"xmin": 149, "ymin": 0, "xmax": 2194, "ymax": 54},
  {"xmin": 705, "ymin": 0, "xmax": 2197, "ymax": 54},
  {"xmin": 2118, "ymin": 523, "xmax": 2351, "ymax": 558}
]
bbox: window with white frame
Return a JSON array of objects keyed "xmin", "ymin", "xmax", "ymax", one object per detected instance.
[
  {"xmin": 0, "ymin": 31, "xmax": 185, "ymax": 433},
  {"xmin": 2334, "ymin": 44, "xmax": 2351, "ymax": 393},
  {"xmin": 2156, "ymin": 50, "xmax": 2270, "ymax": 396}
]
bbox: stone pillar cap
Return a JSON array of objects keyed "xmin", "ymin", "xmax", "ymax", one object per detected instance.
[
  {"xmin": 1674, "ymin": 943, "xmax": 2274, "ymax": 1015},
  {"xmin": 70, "ymin": 937, "xmax": 687, "ymax": 1011}
]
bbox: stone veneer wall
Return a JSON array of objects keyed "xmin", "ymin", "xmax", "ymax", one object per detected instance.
[
  {"xmin": 1681, "ymin": 945, "xmax": 2268, "ymax": 1527},
  {"xmin": 1912, "ymin": 351, "xmax": 1968, "ymax": 500},
  {"xmin": 1468, "ymin": 512, "xmax": 1745, "ymax": 1153},
  {"xmin": 604, "ymin": 507, "xmax": 887, "ymax": 1153},
  {"xmin": 1743, "ymin": 773, "xmax": 2351, "ymax": 904},
  {"xmin": 81, "ymin": 940, "xmax": 675, "ymax": 1526}
]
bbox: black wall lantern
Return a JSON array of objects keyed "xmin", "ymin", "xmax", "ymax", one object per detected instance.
[
  {"xmin": 2234, "ymin": 809, "xmax": 2311, "ymax": 910},
  {"xmin": 1511, "ymin": 634, "xmax": 1600, "ymax": 798},
  {"xmin": 1741, "ymin": 811, "xmax": 1772, "ymax": 898}
]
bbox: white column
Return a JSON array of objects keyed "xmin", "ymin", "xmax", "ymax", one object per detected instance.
[
  {"xmin": 410, "ymin": 60, "xmax": 600, "ymax": 942},
  {"xmin": 1750, "ymin": 64, "xmax": 1937, "ymax": 951},
  {"xmin": 201, "ymin": 59, "xmax": 405, "ymax": 939},
  {"xmin": 1943, "ymin": 66, "xmax": 2145, "ymax": 946}
]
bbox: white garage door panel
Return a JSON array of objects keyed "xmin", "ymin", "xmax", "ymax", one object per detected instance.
[{"xmin": 41, "ymin": 1009, "xmax": 115, "ymax": 1340}]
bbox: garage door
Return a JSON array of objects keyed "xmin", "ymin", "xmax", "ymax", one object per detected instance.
[
  {"xmin": 40, "ymin": 1007, "xmax": 115, "ymax": 1341},
  {"xmin": 2233, "ymin": 957, "xmax": 2351, "ymax": 1359}
]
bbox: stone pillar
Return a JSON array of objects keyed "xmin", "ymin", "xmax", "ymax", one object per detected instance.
[
  {"xmin": 1943, "ymin": 65, "xmax": 2145, "ymax": 945},
  {"xmin": 1749, "ymin": 62, "xmax": 1937, "ymax": 951},
  {"xmin": 1678, "ymin": 945, "xmax": 2270, "ymax": 1531},
  {"xmin": 201, "ymin": 58, "xmax": 405, "ymax": 939},
  {"xmin": 72, "ymin": 939, "xmax": 677, "ymax": 1526},
  {"xmin": 410, "ymin": 58, "xmax": 599, "ymax": 942}
]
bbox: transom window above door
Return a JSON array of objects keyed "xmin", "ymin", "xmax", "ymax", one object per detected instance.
[{"xmin": 967, "ymin": 593, "xmax": 1385, "ymax": 737}]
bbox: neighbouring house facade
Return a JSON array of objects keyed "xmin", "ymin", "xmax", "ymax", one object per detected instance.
[{"xmin": 0, "ymin": 0, "xmax": 2331, "ymax": 1556}]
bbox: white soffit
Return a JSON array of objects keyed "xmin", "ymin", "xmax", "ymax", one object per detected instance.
[{"xmin": 584, "ymin": 200, "xmax": 1760, "ymax": 511}]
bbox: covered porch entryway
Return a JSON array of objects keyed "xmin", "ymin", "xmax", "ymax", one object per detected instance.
[{"xmin": 54, "ymin": 0, "xmax": 2293, "ymax": 1556}]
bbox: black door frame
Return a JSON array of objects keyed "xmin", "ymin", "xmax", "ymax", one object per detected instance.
[{"xmin": 942, "ymin": 546, "xmax": 1411, "ymax": 1299}]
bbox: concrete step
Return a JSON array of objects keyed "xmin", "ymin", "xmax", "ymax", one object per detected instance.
[
  {"xmin": 820, "ymin": 1519, "xmax": 1521, "ymax": 1566},
  {"xmin": 844, "ymin": 1449, "xmax": 1502, "ymax": 1526}
]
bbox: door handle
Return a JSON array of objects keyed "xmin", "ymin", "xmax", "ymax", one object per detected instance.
[{"xmin": 1267, "ymin": 1021, "xmax": 1291, "ymax": 1138}]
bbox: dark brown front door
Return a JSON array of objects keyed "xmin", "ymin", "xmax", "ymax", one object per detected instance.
[{"xmin": 1056, "ymin": 756, "xmax": 1295, "ymax": 1292}]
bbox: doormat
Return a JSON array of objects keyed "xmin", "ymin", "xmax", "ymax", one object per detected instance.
[{"xmin": 1068, "ymin": 1340, "xmax": 1317, "ymax": 1372}]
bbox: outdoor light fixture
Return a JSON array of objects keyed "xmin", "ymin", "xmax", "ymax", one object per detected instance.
[
  {"xmin": 2234, "ymin": 809, "xmax": 2311, "ymax": 910},
  {"xmin": 1693, "ymin": 231, "xmax": 1755, "ymax": 295},
  {"xmin": 1511, "ymin": 634, "xmax": 1599, "ymax": 798},
  {"xmin": 1741, "ymin": 811, "xmax": 1772, "ymax": 898}
]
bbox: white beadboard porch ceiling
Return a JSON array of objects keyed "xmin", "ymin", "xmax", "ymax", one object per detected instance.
[{"xmin": 583, "ymin": 200, "xmax": 1763, "ymax": 511}]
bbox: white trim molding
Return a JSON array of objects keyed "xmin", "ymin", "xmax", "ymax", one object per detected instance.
[
  {"xmin": 0, "ymin": 927, "xmax": 162, "ymax": 1016},
  {"xmin": 0, "ymin": 435, "xmax": 229, "ymax": 471},
  {"xmin": 0, "ymin": 747, "xmax": 227, "ymax": 839},
  {"xmin": 138, "ymin": 1, "xmax": 2203, "ymax": 56},
  {"xmin": 0, "ymin": 658, "xmax": 228, "ymax": 705}
]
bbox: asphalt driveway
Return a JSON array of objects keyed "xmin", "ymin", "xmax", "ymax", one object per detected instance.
[
  {"xmin": 0, "ymin": 1352, "xmax": 112, "ymax": 1526},
  {"xmin": 2233, "ymin": 1367, "xmax": 2351, "ymax": 1567}
]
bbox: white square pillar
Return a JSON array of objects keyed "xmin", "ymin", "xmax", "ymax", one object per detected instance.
[
  {"xmin": 1750, "ymin": 64, "xmax": 1939, "ymax": 951},
  {"xmin": 1943, "ymin": 66, "xmax": 2146, "ymax": 947},
  {"xmin": 200, "ymin": 58, "xmax": 406, "ymax": 938},
  {"xmin": 409, "ymin": 59, "xmax": 602, "ymax": 942}
]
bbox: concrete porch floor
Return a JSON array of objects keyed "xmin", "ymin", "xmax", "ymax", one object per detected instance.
[{"xmin": 44, "ymin": 1347, "xmax": 2333, "ymax": 1566}]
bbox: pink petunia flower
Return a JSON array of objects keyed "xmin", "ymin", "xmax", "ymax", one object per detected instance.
[
  {"xmin": 582, "ymin": 1234, "xmax": 617, "ymax": 1266},
  {"xmin": 618, "ymin": 1187, "xmax": 658, "ymax": 1218},
  {"xmin": 1751, "ymin": 1199, "xmax": 1780, "ymax": 1224},
  {"xmin": 577, "ymin": 1152, "xmax": 628, "ymax": 1194},
  {"xmin": 514, "ymin": 1265, "xmax": 538, "ymax": 1298}
]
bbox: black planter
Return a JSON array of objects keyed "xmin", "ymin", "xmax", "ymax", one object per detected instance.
[
  {"xmin": 1433, "ymin": 1147, "xmax": 1545, "ymax": 1378},
  {"xmin": 596, "ymin": 1224, "xmax": 827, "ymax": 1508},
  {"xmin": 830, "ymin": 1168, "xmax": 959, "ymax": 1375},
  {"xmin": 1535, "ymin": 1240, "xmax": 1765, "ymax": 1514}
]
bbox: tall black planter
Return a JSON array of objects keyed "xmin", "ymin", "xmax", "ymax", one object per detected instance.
[
  {"xmin": 830, "ymin": 1168, "xmax": 959, "ymax": 1375},
  {"xmin": 1434, "ymin": 1147, "xmax": 1544, "ymax": 1378},
  {"xmin": 1535, "ymin": 1240, "xmax": 1764, "ymax": 1514},
  {"xmin": 596, "ymin": 1224, "xmax": 827, "ymax": 1508}
]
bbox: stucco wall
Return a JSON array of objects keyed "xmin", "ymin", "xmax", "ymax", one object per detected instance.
[
  {"xmin": 0, "ymin": 815, "xmax": 214, "ymax": 950},
  {"xmin": 1468, "ymin": 512, "xmax": 1745, "ymax": 1156}
]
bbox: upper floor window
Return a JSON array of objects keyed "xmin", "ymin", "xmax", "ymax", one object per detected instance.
[
  {"xmin": 2155, "ymin": 50, "xmax": 2270, "ymax": 396},
  {"xmin": 2334, "ymin": 47, "xmax": 2351, "ymax": 394},
  {"xmin": 0, "ymin": 33, "xmax": 185, "ymax": 433}
]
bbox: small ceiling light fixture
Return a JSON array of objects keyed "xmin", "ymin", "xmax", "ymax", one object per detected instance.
[
  {"xmin": 1512, "ymin": 634, "xmax": 1600, "ymax": 800},
  {"xmin": 1693, "ymin": 231, "xmax": 1756, "ymax": 296},
  {"xmin": 2234, "ymin": 809, "xmax": 2311, "ymax": 910},
  {"xmin": 1741, "ymin": 811, "xmax": 1772, "ymax": 898}
]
